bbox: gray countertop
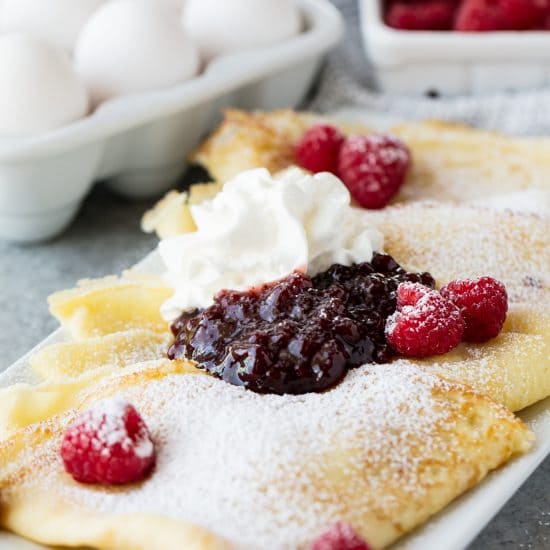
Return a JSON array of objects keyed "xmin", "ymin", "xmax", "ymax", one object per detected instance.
[{"xmin": 0, "ymin": 184, "xmax": 548, "ymax": 549}]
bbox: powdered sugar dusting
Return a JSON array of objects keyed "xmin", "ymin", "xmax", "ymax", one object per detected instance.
[
  {"xmin": 346, "ymin": 133, "xmax": 410, "ymax": 167},
  {"xmin": 85, "ymin": 398, "xmax": 132, "ymax": 450},
  {"xmin": 13, "ymin": 364, "xmax": 516, "ymax": 549},
  {"xmin": 468, "ymin": 191, "xmax": 550, "ymax": 217},
  {"xmin": 82, "ymin": 398, "xmax": 153, "ymax": 458},
  {"xmin": 391, "ymin": 122, "xmax": 550, "ymax": 207},
  {"xmin": 133, "ymin": 434, "xmax": 154, "ymax": 459},
  {"xmin": 370, "ymin": 202, "xmax": 550, "ymax": 306}
]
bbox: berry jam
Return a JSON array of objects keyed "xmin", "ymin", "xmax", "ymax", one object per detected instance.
[{"xmin": 168, "ymin": 253, "xmax": 434, "ymax": 395}]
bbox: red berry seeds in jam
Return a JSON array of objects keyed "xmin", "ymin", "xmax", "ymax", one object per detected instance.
[{"xmin": 168, "ymin": 253, "xmax": 434, "ymax": 395}]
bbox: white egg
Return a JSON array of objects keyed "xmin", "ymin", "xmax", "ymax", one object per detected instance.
[
  {"xmin": 0, "ymin": 34, "xmax": 89, "ymax": 137},
  {"xmin": 0, "ymin": 0, "xmax": 105, "ymax": 53},
  {"xmin": 155, "ymin": 0, "xmax": 184, "ymax": 12},
  {"xmin": 75, "ymin": 0, "xmax": 199, "ymax": 105},
  {"xmin": 131, "ymin": 0, "xmax": 185, "ymax": 13},
  {"xmin": 183, "ymin": 0, "xmax": 301, "ymax": 61}
]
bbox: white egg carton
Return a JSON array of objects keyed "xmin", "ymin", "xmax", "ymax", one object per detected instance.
[
  {"xmin": 361, "ymin": 0, "xmax": 550, "ymax": 96},
  {"xmin": 0, "ymin": 0, "xmax": 343, "ymax": 243}
]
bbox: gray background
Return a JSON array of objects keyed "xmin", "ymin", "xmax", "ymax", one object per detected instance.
[{"xmin": 0, "ymin": 0, "xmax": 548, "ymax": 548}]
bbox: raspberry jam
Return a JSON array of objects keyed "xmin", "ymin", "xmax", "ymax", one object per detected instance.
[{"xmin": 168, "ymin": 253, "xmax": 434, "ymax": 395}]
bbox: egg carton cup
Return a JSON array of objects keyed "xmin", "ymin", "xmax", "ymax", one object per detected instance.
[
  {"xmin": 0, "ymin": 0, "xmax": 343, "ymax": 243},
  {"xmin": 361, "ymin": 0, "xmax": 550, "ymax": 96}
]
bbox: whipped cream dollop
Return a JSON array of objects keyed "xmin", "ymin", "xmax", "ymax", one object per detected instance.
[{"xmin": 159, "ymin": 168, "xmax": 384, "ymax": 321}]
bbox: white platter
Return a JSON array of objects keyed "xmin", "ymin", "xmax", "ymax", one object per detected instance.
[{"xmin": 0, "ymin": 248, "xmax": 549, "ymax": 550}]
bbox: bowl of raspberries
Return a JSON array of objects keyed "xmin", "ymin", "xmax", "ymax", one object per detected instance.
[{"xmin": 361, "ymin": 1, "xmax": 550, "ymax": 94}]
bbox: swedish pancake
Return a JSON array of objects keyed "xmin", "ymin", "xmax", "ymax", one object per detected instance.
[
  {"xmin": 191, "ymin": 110, "xmax": 550, "ymax": 207},
  {"xmin": 28, "ymin": 329, "xmax": 172, "ymax": 381},
  {"xmin": 191, "ymin": 109, "xmax": 371, "ymax": 184},
  {"xmin": 48, "ymin": 272, "xmax": 173, "ymax": 340},
  {"xmin": 391, "ymin": 120, "xmax": 550, "ymax": 204},
  {"xmin": 416, "ymin": 324, "xmax": 550, "ymax": 413},
  {"xmin": 0, "ymin": 363, "xmax": 533, "ymax": 550},
  {"xmin": 141, "ymin": 183, "xmax": 223, "ymax": 239},
  {"xmin": 369, "ymin": 202, "xmax": 549, "ymax": 306},
  {"xmin": 0, "ymin": 359, "xmax": 203, "ymax": 440}
]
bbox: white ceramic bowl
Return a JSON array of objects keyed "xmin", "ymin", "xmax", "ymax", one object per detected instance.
[
  {"xmin": 0, "ymin": 0, "xmax": 343, "ymax": 243},
  {"xmin": 361, "ymin": 0, "xmax": 550, "ymax": 96}
]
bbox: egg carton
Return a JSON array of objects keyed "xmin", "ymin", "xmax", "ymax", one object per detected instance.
[
  {"xmin": 0, "ymin": 0, "xmax": 343, "ymax": 243},
  {"xmin": 361, "ymin": 0, "xmax": 550, "ymax": 95}
]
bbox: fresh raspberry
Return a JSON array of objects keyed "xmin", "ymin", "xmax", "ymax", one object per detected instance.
[
  {"xmin": 396, "ymin": 280, "xmax": 432, "ymax": 305},
  {"xmin": 311, "ymin": 522, "xmax": 372, "ymax": 550},
  {"xmin": 533, "ymin": 0, "xmax": 550, "ymax": 28},
  {"xmin": 295, "ymin": 124, "xmax": 345, "ymax": 175},
  {"xmin": 61, "ymin": 398, "xmax": 156, "ymax": 485},
  {"xmin": 337, "ymin": 134, "xmax": 411, "ymax": 209},
  {"xmin": 386, "ymin": 282, "xmax": 464, "ymax": 357},
  {"xmin": 440, "ymin": 276, "xmax": 508, "ymax": 342},
  {"xmin": 455, "ymin": 0, "xmax": 544, "ymax": 31},
  {"xmin": 385, "ymin": 0, "xmax": 458, "ymax": 31}
]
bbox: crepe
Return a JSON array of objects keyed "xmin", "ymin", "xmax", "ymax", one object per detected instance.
[
  {"xmin": 191, "ymin": 109, "xmax": 370, "ymax": 185},
  {"xmin": 48, "ymin": 272, "xmax": 172, "ymax": 340},
  {"xmin": 369, "ymin": 202, "xmax": 549, "ymax": 307},
  {"xmin": 0, "ymin": 361, "xmax": 533, "ymax": 550},
  {"xmin": 191, "ymin": 109, "xmax": 550, "ymax": 208},
  {"xmin": 143, "ymin": 110, "xmax": 550, "ymax": 240},
  {"xmin": 0, "ymin": 359, "xmax": 202, "ymax": 441}
]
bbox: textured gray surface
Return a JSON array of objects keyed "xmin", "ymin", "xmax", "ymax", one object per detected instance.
[
  {"xmin": 0, "ymin": 0, "xmax": 548, "ymax": 547},
  {"xmin": 0, "ymin": 186, "xmax": 158, "ymax": 371}
]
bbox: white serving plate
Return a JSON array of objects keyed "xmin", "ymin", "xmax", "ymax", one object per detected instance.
[
  {"xmin": 360, "ymin": 0, "xmax": 550, "ymax": 96},
  {"xmin": 0, "ymin": 246, "xmax": 549, "ymax": 550},
  {"xmin": 0, "ymin": 0, "xmax": 343, "ymax": 244}
]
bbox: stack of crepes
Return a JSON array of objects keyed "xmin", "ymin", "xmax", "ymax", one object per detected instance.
[{"xmin": 0, "ymin": 110, "xmax": 549, "ymax": 550}]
